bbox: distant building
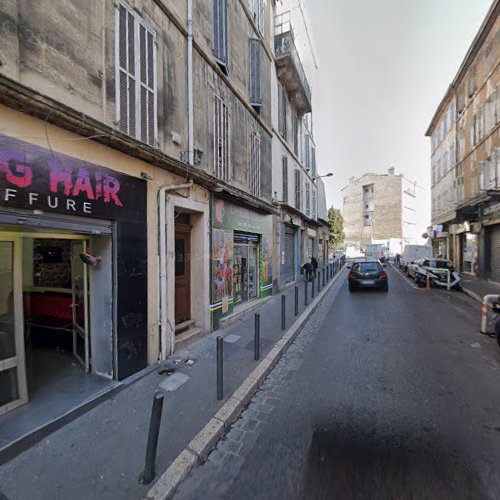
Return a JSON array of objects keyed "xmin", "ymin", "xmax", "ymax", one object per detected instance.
[
  {"xmin": 426, "ymin": 0, "xmax": 499, "ymax": 278},
  {"xmin": 342, "ymin": 167, "xmax": 419, "ymax": 255}
]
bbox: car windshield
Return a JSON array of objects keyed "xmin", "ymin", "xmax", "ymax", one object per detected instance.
[
  {"xmin": 352, "ymin": 262, "xmax": 381, "ymax": 272},
  {"xmin": 430, "ymin": 260, "xmax": 453, "ymax": 269}
]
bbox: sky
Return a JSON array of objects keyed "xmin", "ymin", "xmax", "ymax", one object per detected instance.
[{"xmin": 306, "ymin": 0, "xmax": 494, "ymax": 233}]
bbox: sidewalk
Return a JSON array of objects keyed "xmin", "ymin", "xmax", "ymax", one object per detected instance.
[
  {"xmin": 461, "ymin": 274, "xmax": 500, "ymax": 302},
  {"xmin": 0, "ymin": 263, "xmax": 346, "ymax": 500}
]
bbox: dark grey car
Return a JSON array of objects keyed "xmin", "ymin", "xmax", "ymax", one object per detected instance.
[{"xmin": 348, "ymin": 260, "xmax": 389, "ymax": 292}]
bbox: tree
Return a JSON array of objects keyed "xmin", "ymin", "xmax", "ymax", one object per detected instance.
[{"xmin": 328, "ymin": 206, "xmax": 345, "ymax": 249}]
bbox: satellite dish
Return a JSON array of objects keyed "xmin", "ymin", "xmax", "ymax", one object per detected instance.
[
  {"xmin": 79, "ymin": 252, "xmax": 101, "ymax": 267},
  {"xmin": 422, "ymin": 232, "xmax": 429, "ymax": 239}
]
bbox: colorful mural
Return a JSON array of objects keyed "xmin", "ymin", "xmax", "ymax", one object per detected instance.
[{"xmin": 210, "ymin": 196, "xmax": 273, "ymax": 329}]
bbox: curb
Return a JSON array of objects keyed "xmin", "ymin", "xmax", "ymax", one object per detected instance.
[
  {"xmin": 462, "ymin": 287, "xmax": 483, "ymax": 303},
  {"xmin": 145, "ymin": 265, "xmax": 346, "ymax": 500}
]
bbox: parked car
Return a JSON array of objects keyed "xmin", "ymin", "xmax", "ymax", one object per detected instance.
[
  {"xmin": 414, "ymin": 258, "xmax": 462, "ymax": 290},
  {"xmin": 348, "ymin": 259, "xmax": 388, "ymax": 292},
  {"xmin": 400, "ymin": 245, "xmax": 432, "ymax": 273},
  {"xmin": 407, "ymin": 258, "xmax": 423, "ymax": 279}
]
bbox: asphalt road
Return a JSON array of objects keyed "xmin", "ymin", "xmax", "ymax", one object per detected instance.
[{"xmin": 176, "ymin": 264, "xmax": 500, "ymax": 500}]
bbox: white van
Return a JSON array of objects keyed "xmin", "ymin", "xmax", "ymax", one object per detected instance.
[{"xmin": 400, "ymin": 245, "xmax": 432, "ymax": 273}]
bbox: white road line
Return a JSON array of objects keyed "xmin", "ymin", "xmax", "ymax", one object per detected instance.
[{"xmin": 390, "ymin": 263, "xmax": 420, "ymax": 289}]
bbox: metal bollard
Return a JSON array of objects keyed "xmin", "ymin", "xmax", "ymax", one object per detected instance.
[
  {"xmin": 304, "ymin": 278, "xmax": 308, "ymax": 306},
  {"xmin": 294, "ymin": 285, "xmax": 299, "ymax": 316},
  {"xmin": 311, "ymin": 278, "xmax": 315, "ymax": 299},
  {"xmin": 318, "ymin": 271, "xmax": 321, "ymax": 292},
  {"xmin": 254, "ymin": 313, "xmax": 260, "ymax": 360},
  {"xmin": 217, "ymin": 336, "xmax": 223, "ymax": 400},
  {"xmin": 323, "ymin": 267, "xmax": 326, "ymax": 286},
  {"xmin": 281, "ymin": 294, "xmax": 286, "ymax": 331},
  {"xmin": 139, "ymin": 391, "xmax": 165, "ymax": 484}
]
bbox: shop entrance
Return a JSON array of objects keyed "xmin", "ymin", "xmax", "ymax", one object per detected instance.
[
  {"xmin": 233, "ymin": 232, "xmax": 259, "ymax": 305},
  {"xmin": 0, "ymin": 222, "xmax": 113, "ymax": 425},
  {"xmin": 175, "ymin": 221, "xmax": 191, "ymax": 325}
]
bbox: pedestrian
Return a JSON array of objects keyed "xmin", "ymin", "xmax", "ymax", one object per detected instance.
[
  {"xmin": 311, "ymin": 256, "xmax": 318, "ymax": 279},
  {"xmin": 302, "ymin": 261, "xmax": 313, "ymax": 282}
]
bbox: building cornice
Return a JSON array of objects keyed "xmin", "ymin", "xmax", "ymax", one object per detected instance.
[{"xmin": 0, "ymin": 74, "xmax": 277, "ymax": 215}]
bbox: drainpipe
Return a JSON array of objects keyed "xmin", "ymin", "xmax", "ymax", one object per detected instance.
[
  {"xmin": 187, "ymin": 0, "xmax": 194, "ymax": 166},
  {"xmin": 158, "ymin": 181, "xmax": 194, "ymax": 361}
]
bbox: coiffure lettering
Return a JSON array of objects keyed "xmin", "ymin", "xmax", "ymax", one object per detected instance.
[{"xmin": 0, "ymin": 151, "xmax": 123, "ymax": 214}]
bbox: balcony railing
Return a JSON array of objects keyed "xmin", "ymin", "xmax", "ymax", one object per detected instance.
[{"xmin": 274, "ymin": 12, "xmax": 311, "ymax": 115}]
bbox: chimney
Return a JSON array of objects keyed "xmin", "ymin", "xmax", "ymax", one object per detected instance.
[{"xmin": 388, "ymin": 166, "xmax": 395, "ymax": 175}]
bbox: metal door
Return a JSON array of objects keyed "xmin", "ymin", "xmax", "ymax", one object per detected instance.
[
  {"xmin": 489, "ymin": 225, "xmax": 500, "ymax": 281},
  {"xmin": 71, "ymin": 241, "xmax": 90, "ymax": 373},
  {"xmin": 0, "ymin": 237, "xmax": 28, "ymax": 415},
  {"xmin": 283, "ymin": 227, "xmax": 295, "ymax": 283}
]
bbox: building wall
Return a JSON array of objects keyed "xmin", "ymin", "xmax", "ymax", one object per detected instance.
[{"xmin": 343, "ymin": 171, "xmax": 405, "ymax": 244}]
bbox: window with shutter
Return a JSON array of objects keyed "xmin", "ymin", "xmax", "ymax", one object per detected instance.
[
  {"xmin": 312, "ymin": 189, "xmax": 316, "ymax": 219},
  {"xmin": 278, "ymin": 86, "xmax": 287, "ymax": 139},
  {"xmin": 250, "ymin": 132, "xmax": 261, "ymax": 197},
  {"xmin": 292, "ymin": 114, "xmax": 298, "ymax": 155},
  {"xmin": 294, "ymin": 170, "xmax": 301, "ymax": 210},
  {"xmin": 248, "ymin": 0, "xmax": 264, "ymax": 34},
  {"xmin": 305, "ymin": 135, "xmax": 310, "ymax": 170},
  {"xmin": 115, "ymin": 3, "xmax": 156, "ymax": 147},
  {"xmin": 249, "ymin": 38, "xmax": 262, "ymax": 107},
  {"xmin": 311, "ymin": 146, "xmax": 316, "ymax": 178},
  {"xmin": 214, "ymin": 95, "xmax": 230, "ymax": 182},
  {"xmin": 282, "ymin": 156, "xmax": 288, "ymax": 203},
  {"xmin": 305, "ymin": 182, "xmax": 310, "ymax": 217},
  {"xmin": 213, "ymin": 0, "xmax": 228, "ymax": 73}
]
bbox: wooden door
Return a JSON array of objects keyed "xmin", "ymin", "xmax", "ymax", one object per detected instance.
[{"xmin": 175, "ymin": 224, "xmax": 191, "ymax": 324}]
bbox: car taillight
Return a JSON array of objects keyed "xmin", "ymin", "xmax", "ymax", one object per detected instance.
[
  {"xmin": 380, "ymin": 271, "xmax": 387, "ymax": 279},
  {"xmin": 348, "ymin": 272, "xmax": 356, "ymax": 280}
]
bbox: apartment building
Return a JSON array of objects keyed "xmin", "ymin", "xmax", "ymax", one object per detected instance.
[
  {"xmin": 0, "ymin": 0, "xmax": 284, "ymax": 423},
  {"xmin": 271, "ymin": 1, "xmax": 329, "ymax": 288},
  {"xmin": 426, "ymin": 0, "xmax": 500, "ymax": 278},
  {"xmin": 342, "ymin": 168, "xmax": 419, "ymax": 255}
]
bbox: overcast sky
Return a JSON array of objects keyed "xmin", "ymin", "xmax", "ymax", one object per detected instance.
[{"xmin": 307, "ymin": 0, "xmax": 493, "ymax": 232}]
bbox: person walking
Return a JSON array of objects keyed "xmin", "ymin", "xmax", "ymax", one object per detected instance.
[
  {"xmin": 302, "ymin": 261, "xmax": 313, "ymax": 282},
  {"xmin": 311, "ymin": 256, "xmax": 318, "ymax": 279}
]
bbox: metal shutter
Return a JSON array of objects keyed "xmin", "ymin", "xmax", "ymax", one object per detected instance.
[
  {"xmin": 490, "ymin": 225, "xmax": 500, "ymax": 281},
  {"xmin": 283, "ymin": 226, "xmax": 295, "ymax": 284}
]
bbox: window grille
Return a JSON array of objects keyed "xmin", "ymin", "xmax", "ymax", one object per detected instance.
[
  {"xmin": 249, "ymin": 38, "xmax": 262, "ymax": 107},
  {"xmin": 214, "ymin": 95, "xmax": 230, "ymax": 182},
  {"xmin": 116, "ymin": 3, "xmax": 156, "ymax": 146},
  {"xmin": 250, "ymin": 132, "xmax": 261, "ymax": 197},
  {"xmin": 282, "ymin": 156, "xmax": 288, "ymax": 203},
  {"xmin": 213, "ymin": 0, "xmax": 228, "ymax": 72}
]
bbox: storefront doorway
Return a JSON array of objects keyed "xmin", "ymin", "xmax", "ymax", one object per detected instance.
[
  {"xmin": 0, "ymin": 221, "xmax": 114, "ymax": 430},
  {"xmin": 175, "ymin": 220, "xmax": 191, "ymax": 325},
  {"xmin": 233, "ymin": 232, "xmax": 259, "ymax": 305}
]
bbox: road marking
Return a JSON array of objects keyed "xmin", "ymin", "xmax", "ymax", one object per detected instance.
[{"xmin": 390, "ymin": 263, "xmax": 420, "ymax": 289}]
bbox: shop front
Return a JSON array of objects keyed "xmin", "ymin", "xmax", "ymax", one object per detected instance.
[
  {"xmin": 0, "ymin": 133, "xmax": 147, "ymax": 418},
  {"xmin": 210, "ymin": 196, "xmax": 273, "ymax": 330}
]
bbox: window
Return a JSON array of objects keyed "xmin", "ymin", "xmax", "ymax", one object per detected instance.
[
  {"xmin": 311, "ymin": 146, "xmax": 316, "ymax": 178},
  {"xmin": 292, "ymin": 114, "xmax": 299, "ymax": 155},
  {"xmin": 443, "ymin": 151, "xmax": 448, "ymax": 173},
  {"xmin": 213, "ymin": 0, "xmax": 228, "ymax": 73},
  {"xmin": 449, "ymin": 143, "xmax": 455, "ymax": 168},
  {"xmin": 305, "ymin": 135, "xmax": 310, "ymax": 170},
  {"xmin": 249, "ymin": 38, "xmax": 262, "ymax": 107},
  {"xmin": 248, "ymin": 0, "xmax": 264, "ymax": 34},
  {"xmin": 278, "ymin": 86, "xmax": 287, "ymax": 139},
  {"xmin": 443, "ymin": 114, "xmax": 448, "ymax": 136},
  {"xmin": 282, "ymin": 156, "xmax": 288, "ymax": 203},
  {"xmin": 450, "ymin": 102, "xmax": 456, "ymax": 124},
  {"xmin": 116, "ymin": 3, "xmax": 157, "ymax": 146},
  {"xmin": 294, "ymin": 170, "xmax": 301, "ymax": 210},
  {"xmin": 250, "ymin": 132, "xmax": 261, "ymax": 197},
  {"xmin": 312, "ymin": 188, "xmax": 316, "ymax": 219},
  {"xmin": 305, "ymin": 181, "xmax": 310, "ymax": 217},
  {"xmin": 214, "ymin": 95, "xmax": 230, "ymax": 181}
]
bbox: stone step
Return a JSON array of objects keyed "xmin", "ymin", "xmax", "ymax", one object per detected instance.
[
  {"xmin": 175, "ymin": 319, "xmax": 195, "ymax": 333},
  {"xmin": 175, "ymin": 327, "xmax": 204, "ymax": 349}
]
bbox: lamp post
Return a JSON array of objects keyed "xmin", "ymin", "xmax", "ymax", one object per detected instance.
[{"xmin": 313, "ymin": 172, "xmax": 334, "ymax": 181}]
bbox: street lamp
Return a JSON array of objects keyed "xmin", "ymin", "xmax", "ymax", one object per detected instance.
[{"xmin": 313, "ymin": 172, "xmax": 333, "ymax": 181}]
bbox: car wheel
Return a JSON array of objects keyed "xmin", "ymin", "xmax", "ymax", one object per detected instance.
[
  {"xmin": 381, "ymin": 283, "xmax": 388, "ymax": 292},
  {"xmin": 496, "ymin": 320, "xmax": 500, "ymax": 347},
  {"xmin": 349, "ymin": 285, "xmax": 355, "ymax": 292}
]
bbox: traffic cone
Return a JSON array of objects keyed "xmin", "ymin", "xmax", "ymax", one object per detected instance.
[{"xmin": 425, "ymin": 274, "xmax": 431, "ymax": 290}]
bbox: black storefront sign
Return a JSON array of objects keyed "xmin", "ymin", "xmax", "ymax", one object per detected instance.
[{"xmin": 0, "ymin": 134, "xmax": 148, "ymax": 380}]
